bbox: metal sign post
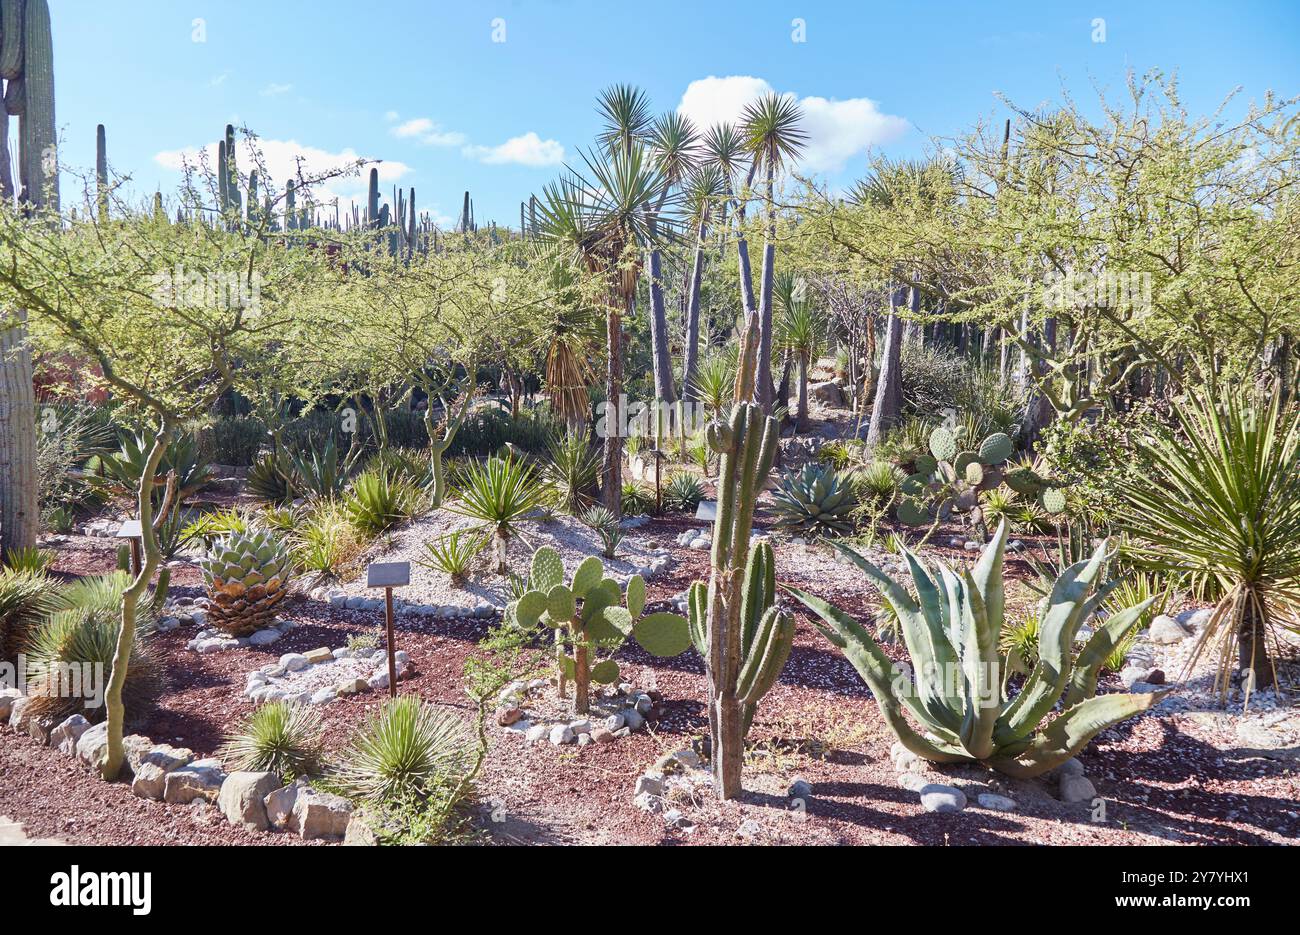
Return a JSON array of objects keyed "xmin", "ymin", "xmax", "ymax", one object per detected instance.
[
  {"xmin": 366, "ymin": 561, "xmax": 411, "ymax": 699},
  {"xmin": 116, "ymin": 520, "xmax": 144, "ymax": 577}
]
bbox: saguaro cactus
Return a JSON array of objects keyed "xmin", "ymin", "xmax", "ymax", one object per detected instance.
[{"xmin": 693, "ymin": 401, "xmax": 792, "ymax": 798}]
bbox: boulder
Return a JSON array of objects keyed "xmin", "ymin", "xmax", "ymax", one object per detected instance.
[
  {"xmin": 337, "ymin": 677, "xmax": 367, "ymax": 696},
  {"xmin": 163, "ymin": 764, "xmax": 226, "ymax": 805},
  {"xmin": 28, "ymin": 715, "xmax": 59, "ymax": 745},
  {"xmin": 977, "ymin": 793, "xmax": 1018, "ymax": 812},
  {"xmin": 292, "ymin": 788, "xmax": 353, "ymax": 840},
  {"xmin": 0, "ymin": 688, "xmax": 22, "ymax": 720},
  {"xmin": 303, "ymin": 647, "xmax": 333, "ymax": 665},
  {"xmin": 265, "ymin": 778, "xmax": 311, "ymax": 830},
  {"xmin": 1148, "ymin": 615, "xmax": 1190, "ymax": 645},
  {"xmin": 919, "ymin": 783, "xmax": 967, "ymax": 813},
  {"xmin": 75, "ymin": 721, "xmax": 110, "ymax": 770},
  {"xmin": 134, "ymin": 743, "xmax": 194, "ymax": 775},
  {"xmin": 1059, "ymin": 774, "xmax": 1098, "ymax": 804},
  {"xmin": 279, "ymin": 652, "xmax": 309, "ymax": 672},
  {"xmin": 218, "ymin": 771, "xmax": 280, "ymax": 832},
  {"xmin": 809, "ymin": 380, "xmax": 846, "ymax": 407},
  {"xmin": 7, "ymin": 695, "xmax": 33, "ymax": 731},
  {"xmin": 131, "ymin": 763, "xmax": 169, "ymax": 801},
  {"xmin": 49, "ymin": 715, "xmax": 91, "ymax": 755},
  {"xmin": 549, "ymin": 724, "xmax": 575, "ymax": 745},
  {"xmin": 343, "ymin": 811, "xmax": 378, "ymax": 846},
  {"xmin": 248, "ymin": 629, "xmax": 282, "ymax": 647}
]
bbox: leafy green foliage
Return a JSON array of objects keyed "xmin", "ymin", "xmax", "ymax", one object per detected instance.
[
  {"xmin": 663, "ymin": 472, "xmax": 705, "ymax": 513},
  {"xmin": 620, "ymin": 481, "xmax": 655, "ymax": 516},
  {"xmin": 544, "ymin": 432, "xmax": 600, "ymax": 514},
  {"xmin": 580, "ymin": 506, "xmax": 624, "ymax": 559},
  {"xmin": 417, "ymin": 529, "xmax": 484, "ymax": 584},
  {"xmin": 771, "ymin": 464, "xmax": 856, "ymax": 536},
  {"xmin": 219, "ymin": 701, "xmax": 324, "ymax": 780},
  {"xmin": 451, "ymin": 456, "xmax": 545, "ymax": 572},
  {"xmin": 345, "ymin": 469, "xmax": 423, "ymax": 535},
  {"xmin": 0, "ymin": 567, "xmax": 61, "ymax": 662}
]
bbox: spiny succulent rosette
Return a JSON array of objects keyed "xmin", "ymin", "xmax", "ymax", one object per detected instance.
[
  {"xmin": 770, "ymin": 463, "xmax": 855, "ymax": 536},
  {"xmin": 787, "ymin": 521, "xmax": 1164, "ymax": 778},
  {"xmin": 507, "ymin": 547, "xmax": 690, "ymax": 715},
  {"xmin": 199, "ymin": 529, "xmax": 293, "ymax": 636}
]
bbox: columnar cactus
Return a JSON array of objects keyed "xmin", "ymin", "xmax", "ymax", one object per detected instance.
[
  {"xmin": 17, "ymin": 0, "xmax": 57, "ymax": 211},
  {"xmin": 508, "ymin": 547, "xmax": 690, "ymax": 714},
  {"xmin": 95, "ymin": 123, "xmax": 108, "ymax": 219},
  {"xmin": 788, "ymin": 521, "xmax": 1163, "ymax": 776},
  {"xmin": 697, "ymin": 402, "xmax": 792, "ymax": 798}
]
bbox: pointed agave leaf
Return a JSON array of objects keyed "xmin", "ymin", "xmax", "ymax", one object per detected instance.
[
  {"xmin": 990, "ymin": 690, "xmax": 1168, "ymax": 778},
  {"xmin": 786, "ymin": 585, "xmax": 964, "ymax": 756},
  {"xmin": 957, "ymin": 567, "xmax": 999, "ymax": 759},
  {"xmin": 1064, "ymin": 597, "xmax": 1155, "ymax": 707},
  {"xmin": 625, "ymin": 575, "xmax": 646, "ymax": 618}
]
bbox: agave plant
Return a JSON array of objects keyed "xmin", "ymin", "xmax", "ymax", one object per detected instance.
[
  {"xmin": 580, "ymin": 506, "xmax": 624, "ymax": 559},
  {"xmin": 416, "ymin": 529, "xmax": 484, "ymax": 585},
  {"xmin": 288, "ymin": 435, "xmax": 349, "ymax": 500},
  {"xmin": 544, "ymin": 431, "xmax": 600, "ymax": 514},
  {"xmin": 451, "ymin": 456, "xmax": 545, "ymax": 574},
  {"xmin": 247, "ymin": 452, "xmax": 294, "ymax": 503},
  {"xmin": 344, "ymin": 468, "xmax": 423, "ymax": 535},
  {"xmin": 771, "ymin": 464, "xmax": 855, "ymax": 536},
  {"xmin": 663, "ymin": 472, "xmax": 705, "ymax": 513},
  {"xmin": 199, "ymin": 529, "xmax": 294, "ymax": 636},
  {"xmin": 219, "ymin": 700, "xmax": 324, "ymax": 780},
  {"xmin": 787, "ymin": 522, "xmax": 1163, "ymax": 777},
  {"xmin": 93, "ymin": 429, "xmax": 214, "ymax": 504}
]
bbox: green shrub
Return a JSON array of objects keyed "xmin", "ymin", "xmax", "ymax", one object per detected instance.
[
  {"xmin": 417, "ymin": 529, "xmax": 484, "ymax": 584},
  {"xmin": 850, "ymin": 461, "xmax": 903, "ymax": 504},
  {"xmin": 219, "ymin": 701, "xmax": 324, "ymax": 780},
  {"xmin": 288, "ymin": 435, "xmax": 349, "ymax": 500},
  {"xmin": 621, "ymin": 481, "xmax": 655, "ymax": 516},
  {"xmin": 544, "ymin": 432, "xmax": 600, "ymax": 514},
  {"xmin": 0, "ymin": 568, "xmax": 61, "ymax": 662},
  {"xmin": 199, "ymin": 417, "xmax": 265, "ymax": 467},
  {"xmin": 367, "ymin": 447, "xmax": 434, "ymax": 489},
  {"xmin": 345, "ymin": 469, "xmax": 423, "ymax": 535},
  {"xmin": 247, "ymin": 453, "xmax": 293, "ymax": 503},
  {"xmin": 93, "ymin": 429, "xmax": 214, "ymax": 503},
  {"xmin": 663, "ymin": 472, "xmax": 705, "ymax": 513},
  {"xmin": 293, "ymin": 500, "xmax": 364, "ymax": 580},
  {"xmin": 331, "ymin": 696, "xmax": 474, "ymax": 804},
  {"xmin": 24, "ymin": 572, "xmax": 165, "ymax": 724}
]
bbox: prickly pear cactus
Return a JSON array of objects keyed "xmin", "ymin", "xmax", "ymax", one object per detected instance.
[
  {"xmin": 896, "ymin": 423, "xmax": 1020, "ymax": 538},
  {"xmin": 507, "ymin": 546, "xmax": 689, "ymax": 714}
]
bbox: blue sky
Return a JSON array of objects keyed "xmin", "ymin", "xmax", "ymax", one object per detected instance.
[{"xmin": 50, "ymin": 0, "xmax": 1300, "ymax": 228}]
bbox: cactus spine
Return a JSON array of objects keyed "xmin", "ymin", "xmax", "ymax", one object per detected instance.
[{"xmin": 691, "ymin": 401, "xmax": 790, "ymax": 798}]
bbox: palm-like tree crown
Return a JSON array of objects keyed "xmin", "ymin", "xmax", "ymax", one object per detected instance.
[
  {"xmin": 740, "ymin": 93, "xmax": 807, "ymax": 175},
  {"xmin": 596, "ymin": 84, "xmax": 653, "ymax": 156}
]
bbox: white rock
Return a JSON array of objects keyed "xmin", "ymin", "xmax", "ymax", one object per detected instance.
[
  {"xmin": 1148, "ymin": 615, "xmax": 1190, "ymax": 645},
  {"xmin": 293, "ymin": 788, "xmax": 353, "ymax": 840},
  {"xmin": 977, "ymin": 793, "xmax": 1018, "ymax": 812},
  {"xmin": 75, "ymin": 721, "xmax": 110, "ymax": 769},
  {"xmin": 524, "ymin": 724, "xmax": 549, "ymax": 744},
  {"xmin": 279, "ymin": 652, "xmax": 309, "ymax": 671},
  {"xmin": 7, "ymin": 695, "xmax": 33, "ymax": 731},
  {"xmin": 131, "ymin": 762, "xmax": 169, "ymax": 800},
  {"xmin": 919, "ymin": 784, "xmax": 967, "ymax": 813},
  {"xmin": 163, "ymin": 764, "xmax": 226, "ymax": 804},
  {"xmin": 549, "ymin": 724, "xmax": 575, "ymax": 745},
  {"xmin": 310, "ymin": 687, "xmax": 337, "ymax": 705},
  {"xmin": 249, "ymin": 629, "xmax": 282, "ymax": 646},
  {"xmin": 0, "ymin": 687, "xmax": 22, "ymax": 720},
  {"xmin": 265, "ymin": 778, "xmax": 310, "ymax": 830},
  {"xmin": 218, "ymin": 771, "xmax": 280, "ymax": 832},
  {"xmin": 1060, "ymin": 775, "xmax": 1098, "ymax": 804},
  {"xmin": 49, "ymin": 715, "xmax": 90, "ymax": 755}
]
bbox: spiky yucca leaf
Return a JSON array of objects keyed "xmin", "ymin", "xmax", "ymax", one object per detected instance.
[
  {"xmin": 219, "ymin": 701, "xmax": 324, "ymax": 779},
  {"xmin": 331, "ymin": 696, "xmax": 474, "ymax": 804}
]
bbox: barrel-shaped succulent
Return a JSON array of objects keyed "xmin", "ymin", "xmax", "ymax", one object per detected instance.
[
  {"xmin": 786, "ymin": 520, "xmax": 1164, "ymax": 777},
  {"xmin": 507, "ymin": 547, "xmax": 689, "ymax": 714},
  {"xmin": 199, "ymin": 529, "xmax": 293, "ymax": 636}
]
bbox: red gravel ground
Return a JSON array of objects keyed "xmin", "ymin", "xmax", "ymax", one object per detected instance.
[{"xmin": 2, "ymin": 517, "xmax": 1297, "ymax": 846}]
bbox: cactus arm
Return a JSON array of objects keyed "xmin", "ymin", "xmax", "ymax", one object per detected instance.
[
  {"xmin": 990, "ymin": 690, "xmax": 1167, "ymax": 779},
  {"xmin": 736, "ymin": 606, "xmax": 793, "ymax": 704},
  {"xmin": 1063, "ymin": 596, "xmax": 1154, "ymax": 707},
  {"xmin": 687, "ymin": 580, "xmax": 708, "ymax": 658},
  {"xmin": 738, "ymin": 541, "xmax": 774, "ymax": 658},
  {"xmin": 709, "ymin": 405, "xmax": 745, "ymax": 569}
]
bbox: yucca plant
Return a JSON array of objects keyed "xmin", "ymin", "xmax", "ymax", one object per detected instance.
[
  {"xmin": 24, "ymin": 572, "xmax": 165, "ymax": 724},
  {"xmin": 689, "ymin": 352, "xmax": 735, "ymax": 417},
  {"xmin": 0, "ymin": 568, "xmax": 61, "ymax": 662},
  {"xmin": 1104, "ymin": 570, "xmax": 1172, "ymax": 635},
  {"xmin": 771, "ymin": 464, "xmax": 855, "ymax": 536},
  {"xmin": 621, "ymin": 481, "xmax": 655, "ymax": 516},
  {"xmin": 787, "ymin": 522, "xmax": 1163, "ymax": 777},
  {"xmin": 293, "ymin": 500, "xmax": 363, "ymax": 581},
  {"xmin": 851, "ymin": 461, "xmax": 903, "ymax": 504},
  {"xmin": 544, "ymin": 432, "xmax": 600, "ymax": 514},
  {"xmin": 2, "ymin": 546, "xmax": 56, "ymax": 574},
  {"xmin": 345, "ymin": 468, "xmax": 423, "ymax": 535},
  {"xmin": 219, "ymin": 701, "xmax": 324, "ymax": 779},
  {"xmin": 289, "ymin": 435, "xmax": 349, "ymax": 500},
  {"xmin": 663, "ymin": 472, "xmax": 705, "ymax": 513},
  {"xmin": 331, "ymin": 696, "xmax": 474, "ymax": 804},
  {"xmin": 417, "ymin": 529, "xmax": 485, "ymax": 585},
  {"xmin": 580, "ymin": 506, "xmax": 624, "ymax": 559},
  {"xmin": 1117, "ymin": 387, "xmax": 1300, "ymax": 696},
  {"xmin": 451, "ymin": 456, "xmax": 545, "ymax": 573}
]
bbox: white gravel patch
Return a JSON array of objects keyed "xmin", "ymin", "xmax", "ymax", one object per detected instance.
[{"xmin": 335, "ymin": 509, "xmax": 673, "ymax": 613}]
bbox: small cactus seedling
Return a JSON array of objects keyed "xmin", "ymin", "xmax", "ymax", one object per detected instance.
[{"xmin": 508, "ymin": 547, "xmax": 690, "ymax": 714}]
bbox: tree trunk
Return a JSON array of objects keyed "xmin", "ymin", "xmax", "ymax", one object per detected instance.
[
  {"xmin": 646, "ymin": 244, "xmax": 676, "ymax": 413},
  {"xmin": 756, "ymin": 162, "xmax": 777, "ymax": 412},
  {"xmin": 602, "ymin": 299, "xmax": 625, "ymax": 517},
  {"xmin": 573, "ymin": 637, "xmax": 590, "ymax": 714},
  {"xmin": 1238, "ymin": 597, "xmax": 1274, "ymax": 690},
  {"xmin": 865, "ymin": 286, "xmax": 905, "ymax": 445},
  {"xmin": 731, "ymin": 169, "xmax": 759, "ymax": 404},
  {"xmin": 681, "ymin": 219, "xmax": 708, "ymax": 405},
  {"xmin": 796, "ymin": 353, "xmax": 809, "ymax": 429},
  {"xmin": 102, "ymin": 421, "xmax": 173, "ymax": 780},
  {"xmin": 0, "ymin": 307, "xmax": 38, "ymax": 558}
]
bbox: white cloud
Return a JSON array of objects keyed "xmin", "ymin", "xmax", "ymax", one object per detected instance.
[
  {"xmin": 677, "ymin": 75, "xmax": 909, "ymax": 173},
  {"xmin": 391, "ymin": 117, "xmax": 466, "ymax": 147},
  {"xmin": 384, "ymin": 110, "xmax": 400, "ymax": 122},
  {"xmin": 463, "ymin": 132, "xmax": 565, "ymax": 167},
  {"xmin": 260, "ymin": 82, "xmax": 293, "ymax": 97},
  {"xmin": 207, "ymin": 72, "xmax": 229, "ymax": 88},
  {"xmin": 154, "ymin": 137, "xmax": 412, "ymax": 206}
]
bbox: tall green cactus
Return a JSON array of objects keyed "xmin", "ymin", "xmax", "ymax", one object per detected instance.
[
  {"xmin": 18, "ymin": 0, "xmax": 56, "ymax": 211},
  {"xmin": 508, "ymin": 547, "xmax": 690, "ymax": 714},
  {"xmin": 367, "ymin": 167, "xmax": 379, "ymax": 228},
  {"xmin": 787, "ymin": 521, "xmax": 1164, "ymax": 776},
  {"xmin": 95, "ymin": 123, "xmax": 108, "ymax": 219},
  {"xmin": 696, "ymin": 402, "xmax": 790, "ymax": 798},
  {"xmin": 422, "ymin": 360, "xmax": 477, "ymax": 509}
]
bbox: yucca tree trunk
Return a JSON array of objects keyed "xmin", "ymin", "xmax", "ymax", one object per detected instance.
[
  {"xmin": 1239, "ymin": 596, "xmax": 1274, "ymax": 690},
  {"xmin": 796, "ymin": 352, "xmax": 809, "ymax": 429},
  {"xmin": 681, "ymin": 218, "xmax": 708, "ymax": 405},
  {"xmin": 0, "ymin": 307, "xmax": 38, "ymax": 558},
  {"xmin": 646, "ymin": 242, "xmax": 676, "ymax": 412},
  {"xmin": 731, "ymin": 166, "xmax": 760, "ymax": 402},
  {"xmin": 865, "ymin": 285, "xmax": 906, "ymax": 445},
  {"xmin": 756, "ymin": 161, "xmax": 777, "ymax": 412},
  {"xmin": 602, "ymin": 296, "xmax": 625, "ymax": 517}
]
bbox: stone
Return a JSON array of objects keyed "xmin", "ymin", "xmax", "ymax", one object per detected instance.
[
  {"xmin": 634, "ymin": 694, "xmax": 653, "ymax": 714},
  {"xmin": 343, "ymin": 811, "xmax": 378, "ymax": 846},
  {"xmin": 1060, "ymin": 775, "xmax": 1098, "ymax": 804},
  {"xmin": 688, "ymin": 537, "xmax": 711, "ymax": 551},
  {"xmin": 134, "ymin": 743, "xmax": 194, "ymax": 774},
  {"xmin": 590, "ymin": 727, "xmax": 615, "ymax": 744},
  {"xmin": 889, "ymin": 741, "xmax": 923, "ymax": 772},
  {"xmin": 736, "ymin": 819, "xmax": 761, "ymax": 841},
  {"xmin": 7, "ymin": 695, "xmax": 33, "ymax": 731},
  {"xmin": 549, "ymin": 724, "xmax": 575, "ymax": 745},
  {"xmin": 809, "ymin": 380, "xmax": 846, "ymax": 407},
  {"xmin": 613, "ymin": 727, "xmax": 631, "ymax": 738},
  {"xmin": 622, "ymin": 708, "xmax": 645, "ymax": 731},
  {"xmin": 49, "ymin": 715, "xmax": 90, "ymax": 755},
  {"xmin": 1148, "ymin": 615, "xmax": 1190, "ymax": 645},
  {"xmin": 977, "ymin": 793, "xmax": 1018, "ymax": 812},
  {"xmin": 163, "ymin": 764, "xmax": 226, "ymax": 805},
  {"xmin": 279, "ymin": 652, "xmax": 309, "ymax": 672},
  {"xmin": 367, "ymin": 670, "xmax": 391, "ymax": 691},
  {"xmin": 1053, "ymin": 757, "xmax": 1086, "ymax": 779},
  {"xmin": 75, "ymin": 721, "xmax": 110, "ymax": 769},
  {"xmin": 634, "ymin": 774, "xmax": 664, "ymax": 798},
  {"xmin": 1175, "ymin": 607, "xmax": 1214, "ymax": 631},
  {"xmin": 310, "ymin": 687, "xmax": 337, "ymax": 705},
  {"xmin": 28, "ymin": 715, "xmax": 58, "ymax": 745},
  {"xmin": 919, "ymin": 783, "xmax": 967, "ymax": 813},
  {"xmin": 568, "ymin": 719, "xmax": 592, "ymax": 735},
  {"xmin": 337, "ymin": 677, "xmax": 367, "ymax": 696},
  {"xmin": 1145, "ymin": 668, "xmax": 1166, "ymax": 685},
  {"xmin": 131, "ymin": 763, "xmax": 169, "ymax": 801},
  {"xmin": 0, "ymin": 687, "xmax": 22, "ymax": 720},
  {"xmin": 788, "ymin": 779, "xmax": 813, "ymax": 799},
  {"xmin": 603, "ymin": 713, "xmax": 625, "ymax": 731},
  {"xmin": 577, "ymin": 733, "xmax": 592, "ymax": 747},
  {"xmin": 496, "ymin": 705, "xmax": 523, "ymax": 726},
  {"xmin": 248, "ymin": 629, "xmax": 282, "ymax": 646},
  {"xmin": 898, "ymin": 772, "xmax": 930, "ymax": 792},
  {"xmin": 303, "ymin": 647, "xmax": 333, "ymax": 665},
  {"xmin": 218, "ymin": 771, "xmax": 280, "ymax": 832},
  {"xmin": 293, "ymin": 788, "xmax": 353, "ymax": 840},
  {"xmin": 524, "ymin": 724, "xmax": 549, "ymax": 744},
  {"xmin": 265, "ymin": 778, "xmax": 310, "ymax": 830}
]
